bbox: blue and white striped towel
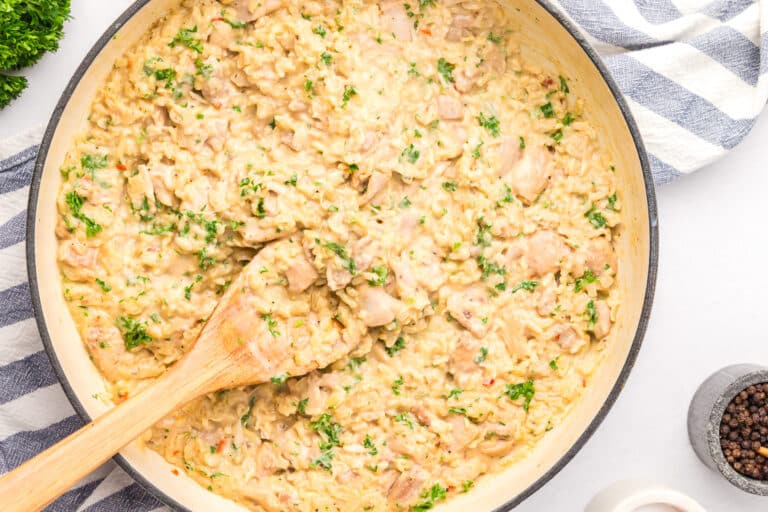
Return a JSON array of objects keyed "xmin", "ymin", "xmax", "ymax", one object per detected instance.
[{"xmin": 0, "ymin": 1, "xmax": 766, "ymax": 510}]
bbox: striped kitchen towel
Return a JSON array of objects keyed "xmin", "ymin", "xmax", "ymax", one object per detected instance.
[{"xmin": 0, "ymin": 1, "xmax": 766, "ymax": 511}]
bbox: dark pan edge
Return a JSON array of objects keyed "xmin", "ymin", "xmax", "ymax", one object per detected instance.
[
  {"xmin": 26, "ymin": 1, "xmax": 192, "ymax": 510},
  {"xmin": 26, "ymin": 0, "xmax": 658, "ymax": 511},
  {"xmin": 491, "ymin": 1, "xmax": 659, "ymax": 510}
]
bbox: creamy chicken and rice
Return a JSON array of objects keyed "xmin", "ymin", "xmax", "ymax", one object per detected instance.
[{"xmin": 56, "ymin": 0, "xmax": 621, "ymax": 509}]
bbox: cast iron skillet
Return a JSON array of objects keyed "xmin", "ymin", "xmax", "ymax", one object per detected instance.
[{"xmin": 26, "ymin": 0, "xmax": 658, "ymax": 510}]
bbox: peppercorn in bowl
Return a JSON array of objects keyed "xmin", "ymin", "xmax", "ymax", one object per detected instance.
[{"xmin": 27, "ymin": 0, "xmax": 657, "ymax": 510}]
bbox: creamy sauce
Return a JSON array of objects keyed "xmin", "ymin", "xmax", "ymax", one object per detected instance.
[{"xmin": 56, "ymin": 0, "xmax": 621, "ymax": 510}]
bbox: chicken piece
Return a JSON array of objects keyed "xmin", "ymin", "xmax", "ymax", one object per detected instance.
[
  {"xmin": 327, "ymin": 267, "xmax": 353, "ymax": 291},
  {"xmin": 497, "ymin": 135, "xmax": 521, "ymax": 174},
  {"xmin": 205, "ymin": 117, "xmax": 230, "ymax": 152},
  {"xmin": 58, "ymin": 240, "xmax": 98, "ymax": 277},
  {"xmin": 454, "ymin": 66, "xmax": 479, "ymax": 93},
  {"xmin": 478, "ymin": 424, "xmax": 516, "ymax": 457},
  {"xmin": 240, "ymin": 218, "xmax": 290, "ymax": 244},
  {"xmin": 381, "ymin": 2, "xmax": 412, "ymax": 41},
  {"xmin": 148, "ymin": 162, "xmax": 176, "ymax": 206},
  {"xmin": 536, "ymin": 287, "xmax": 556, "ymax": 317},
  {"xmin": 284, "ymin": 252, "xmax": 318, "ymax": 293},
  {"xmin": 449, "ymin": 334, "xmax": 482, "ymax": 382},
  {"xmin": 303, "ymin": 373, "xmax": 341, "ymax": 415},
  {"xmin": 196, "ymin": 67, "xmax": 238, "ymax": 107},
  {"xmin": 552, "ymin": 324, "xmax": 585, "ymax": 354},
  {"xmin": 480, "ymin": 43, "xmax": 506, "ymax": 75},
  {"xmin": 208, "ymin": 21, "xmax": 235, "ymax": 48},
  {"xmin": 591, "ymin": 300, "xmax": 612, "ymax": 339},
  {"xmin": 436, "ymin": 122, "xmax": 466, "ymax": 160},
  {"xmin": 526, "ymin": 230, "xmax": 570, "ymax": 277},
  {"xmin": 361, "ymin": 171, "xmax": 390, "ymax": 204},
  {"xmin": 125, "ymin": 166, "xmax": 155, "ymax": 213},
  {"xmin": 583, "ymin": 237, "xmax": 617, "ymax": 277},
  {"xmin": 227, "ymin": 0, "xmax": 284, "ymax": 22},
  {"xmin": 356, "ymin": 286, "xmax": 405, "ymax": 327},
  {"xmin": 437, "ymin": 95, "xmax": 463, "ymax": 120},
  {"xmin": 388, "ymin": 467, "xmax": 426, "ymax": 504},
  {"xmin": 446, "ymin": 284, "xmax": 492, "ymax": 338},
  {"xmin": 447, "ymin": 414, "xmax": 475, "ymax": 451},
  {"xmin": 445, "ymin": 13, "xmax": 473, "ymax": 42},
  {"xmin": 506, "ymin": 146, "xmax": 552, "ymax": 203}
]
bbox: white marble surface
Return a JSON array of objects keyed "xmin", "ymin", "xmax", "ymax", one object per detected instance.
[{"xmin": 2, "ymin": 2, "xmax": 768, "ymax": 510}]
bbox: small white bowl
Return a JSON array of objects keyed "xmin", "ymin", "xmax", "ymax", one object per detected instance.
[{"xmin": 585, "ymin": 480, "xmax": 705, "ymax": 512}]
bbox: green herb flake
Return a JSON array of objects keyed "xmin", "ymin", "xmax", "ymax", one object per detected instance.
[
  {"xmin": 559, "ymin": 75, "xmax": 569, "ymax": 93},
  {"xmin": 574, "ymin": 269, "xmax": 598, "ymax": 292},
  {"xmin": 461, "ymin": 480, "xmax": 474, "ymax": 493},
  {"xmin": 408, "ymin": 62, "xmax": 420, "ymax": 77},
  {"xmin": 296, "ymin": 398, "xmax": 308, "ymax": 415},
  {"xmin": 436, "ymin": 57, "xmax": 455, "ymax": 83},
  {"xmin": 511, "ymin": 280, "xmax": 538, "ymax": 293},
  {"xmin": 271, "ymin": 373, "xmax": 288, "ymax": 386},
  {"xmin": 562, "ymin": 112, "xmax": 575, "ymax": 126},
  {"xmin": 169, "ymin": 25, "xmax": 203, "ymax": 53},
  {"xmin": 585, "ymin": 299, "xmax": 598, "ymax": 327},
  {"xmin": 519, "ymin": 135, "xmax": 526, "ymax": 149},
  {"xmin": 318, "ymin": 239, "xmax": 356, "ymax": 274},
  {"xmin": 549, "ymin": 357, "xmax": 560, "ymax": 370},
  {"xmin": 487, "ymin": 32, "xmax": 502, "ymax": 44},
  {"xmin": 392, "ymin": 375, "xmax": 404, "ymax": 395},
  {"xmin": 441, "ymin": 180, "xmax": 458, "ymax": 192},
  {"xmin": 444, "ymin": 388, "xmax": 464, "ymax": 400},
  {"xmin": 401, "ymin": 143, "xmax": 420, "ymax": 164},
  {"xmin": 477, "ymin": 255, "xmax": 506, "ymax": 280},
  {"xmin": 476, "ymin": 112, "xmax": 500, "ymax": 137},
  {"xmin": 341, "ymin": 84, "xmax": 357, "ymax": 108},
  {"xmin": 505, "ymin": 380, "xmax": 535, "ymax": 412},
  {"xmin": 585, "ymin": 204, "xmax": 607, "ymax": 229},
  {"xmin": 117, "ymin": 316, "xmax": 152, "ymax": 350},
  {"xmin": 385, "ymin": 336, "xmax": 406, "ymax": 356},
  {"xmin": 363, "ymin": 434, "xmax": 378, "ymax": 455},
  {"xmin": 260, "ymin": 312, "xmax": 280, "ymax": 337},
  {"xmin": 310, "ymin": 413, "xmax": 342, "ymax": 450},
  {"xmin": 474, "ymin": 347, "xmax": 488, "ymax": 364},
  {"xmin": 394, "ymin": 412, "xmax": 415, "ymax": 429},
  {"xmin": 95, "ymin": 278, "xmax": 111, "ymax": 293},
  {"xmin": 240, "ymin": 395, "xmax": 256, "ymax": 425},
  {"xmin": 539, "ymin": 102, "xmax": 555, "ymax": 118},
  {"xmin": 413, "ymin": 483, "xmax": 447, "ymax": 512},
  {"xmin": 64, "ymin": 191, "xmax": 102, "ymax": 237},
  {"xmin": 313, "ymin": 24, "xmax": 327, "ymax": 38},
  {"xmin": 368, "ymin": 265, "xmax": 388, "ymax": 286},
  {"xmin": 320, "ymin": 51, "xmax": 332, "ymax": 65}
]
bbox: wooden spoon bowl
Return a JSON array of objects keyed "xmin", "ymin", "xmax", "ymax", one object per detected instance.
[{"xmin": 0, "ymin": 239, "xmax": 365, "ymax": 511}]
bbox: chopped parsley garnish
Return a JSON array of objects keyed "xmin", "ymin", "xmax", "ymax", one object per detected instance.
[
  {"xmin": 184, "ymin": 274, "xmax": 202, "ymax": 300},
  {"xmin": 562, "ymin": 112, "xmax": 575, "ymax": 126},
  {"xmin": 348, "ymin": 356, "xmax": 367, "ymax": 371},
  {"xmin": 444, "ymin": 388, "xmax": 464, "ymax": 400},
  {"xmin": 585, "ymin": 299, "xmax": 598, "ymax": 327},
  {"xmin": 392, "ymin": 375, "xmax": 404, "ymax": 395},
  {"xmin": 310, "ymin": 413, "xmax": 342, "ymax": 450},
  {"xmin": 80, "ymin": 153, "xmax": 108, "ymax": 177},
  {"xmin": 341, "ymin": 84, "xmax": 357, "ymax": 108},
  {"xmin": 197, "ymin": 248, "xmax": 215, "ymax": 270},
  {"xmin": 117, "ymin": 316, "xmax": 152, "ymax": 350},
  {"xmin": 505, "ymin": 380, "xmax": 535, "ymax": 412},
  {"xmin": 95, "ymin": 278, "xmax": 111, "ymax": 292},
  {"xmin": 169, "ymin": 26, "xmax": 203, "ymax": 53},
  {"xmin": 436, "ymin": 57, "xmax": 455, "ymax": 83},
  {"xmin": 413, "ymin": 483, "xmax": 447, "ymax": 512},
  {"xmin": 320, "ymin": 51, "xmax": 332, "ymax": 65},
  {"xmin": 194, "ymin": 58, "xmax": 212, "ymax": 78},
  {"xmin": 271, "ymin": 373, "xmax": 288, "ymax": 386},
  {"xmin": 219, "ymin": 17, "xmax": 247, "ymax": 29},
  {"xmin": 296, "ymin": 398, "xmax": 308, "ymax": 415},
  {"xmin": 240, "ymin": 395, "xmax": 255, "ymax": 425},
  {"xmin": 318, "ymin": 239, "xmax": 356, "ymax": 274},
  {"xmin": 559, "ymin": 75, "xmax": 569, "ymax": 93},
  {"xmin": 268, "ymin": 117, "xmax": 276, "ymax": 129},
  {"xmin": 461, "ymin": 480, "xmax": 474, "ymax": 493},
  {"xmin": 363, "ymin": 434, "xmax": 378, "ymax": 455},
  {"xmin": 549, "ymin": 357, "xmax": 560, "ymax": 370},
  {"xmin": 539, "ymin": 102, "xmax": 555, "ymax": 118},
  {"xmin": 475, "ymin": 217, "xmax": 492, "ymax": 247},
  {"xmin": 255, "ymin": 197, "xmax": 266, "ymax": 218},
  {"xmin": 407, "ymin": 62, "xmax": 420, "ymax": 77},
  {"xmin": 476, "ymin": 112, "xmax": 500, "ymax": 137},
  {"xmin": 311, "ymin": 450, "xmax": 334, "ymax": 470},
  {"xmin": 399, "ymin": 196, "xmax": 412, "ymax": 208},
  {"xmin": 471, "ymin": 140, "xmax": 483, "ymax": 159},
  {"xmin": 238, "ymin": 176, "xmax": 262, "ymax": 197},
  {"xmin": 448, "ymin": 407, "xmax": 468, "ymax": 416},
  {"xmin": 511, "ymin": 280, "xmax": 539, "ymax": 293},
  {"xmin": 260, "ymin": 312, "xmax": 280, "ymax": 337},
  {"xmin": 313, "ymin": 24, "xmax": 327, "ymax": 38},
  {"xmin": 550, "ymin": 129, "xmax": 563, "ymax": 143},
  {"xmin": 304, "ymin": 78, "xmax": 313, "ymax": 92},
  {"xmin": 487, "ymin": 32, "xmax": 502, "ymax": 43},
  {"xmin": 394, "ymin": 412, "xmax": 415, "ymax": 429},
  {"xmin": 64, "ymin": 191, "xmax": 102, "ymax": 237},
  {"xmin": 385, "ymin": 336, "xmax": 406, "ymax": 356},
  {"xmin": 574, "ymin": 269, "xmax": 598, "ymax": 292},
  {"xmin": 501, "ymin": 184, "xmax": 514, "ymax": 204},
  {"xmin": 585, "ymin": 204, "xmax": 607, "ymax": 229},
  {"xmin": 474, "ymin": 347, "xmax": 488, "ymax": 364},
  {"xmin": 401, "ymin": 144, "xmax": 420, "ymax": 163},
  {"xmin": 441, "ymin": 180, "xmax": 457, "ymax": 192},
  {"xmin": 143, "ymin": 63, "xmax": 177, "ymax": 87},
  {"xmin": 286, "ymin": 174, "xmax": 298, "ymax": 186},
  {"xmin": 607, "ymin": 193, "xmax": 617, "ymax": 210},
  {"xmin": 477, "ymin": 255, "xmax": 506, "ymax": 279},
  {"xmin": 368, "ymin": 265, "xmax": 388, "ymax": 286}
]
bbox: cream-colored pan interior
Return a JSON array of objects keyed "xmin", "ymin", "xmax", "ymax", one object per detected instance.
[{"xmin": 30, "ymin": 0, "xmax": 655, "ymax": 510}]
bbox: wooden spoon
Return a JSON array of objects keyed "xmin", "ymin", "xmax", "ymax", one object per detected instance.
[{"xmin": 0, "ymin": 239, "xmax": 365, "ymax": 511}]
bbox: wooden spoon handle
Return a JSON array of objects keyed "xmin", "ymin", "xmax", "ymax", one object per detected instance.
[{"xmin": 0, "ymin": 355, "xmax": 215, "ymax": 512}]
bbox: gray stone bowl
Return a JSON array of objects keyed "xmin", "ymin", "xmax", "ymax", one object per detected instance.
[{"xmin": 688, "ymin": 364, "xmax": 768, "ymax": 496}]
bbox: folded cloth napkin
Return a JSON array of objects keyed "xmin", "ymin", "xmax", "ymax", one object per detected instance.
[{"xmin": 0, "ymin": 1, "xmax": 766, "ymax": 510}]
